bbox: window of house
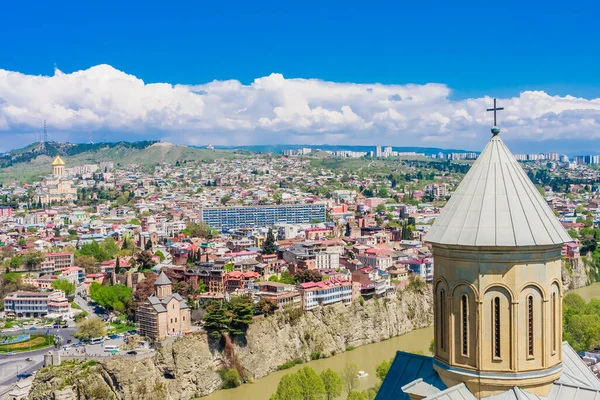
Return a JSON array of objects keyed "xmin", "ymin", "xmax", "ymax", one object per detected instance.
[
  {"xmin": 493, "ymin": 297, "xmax": 501, "ymax": 358},
  {"xmin": 171, "ymin": 318, "xmax": 173, "ymax": 323},
  {"xmin": 461, "ymin": 294, "xmax": 468, "ymax": 357},
  {"xmin": 528, "ymin": 295, "xmax": 534, "ymax": 357},
  {"xmin": 175, "ymin": 317, "xmax": 177, "ymax": 322}
]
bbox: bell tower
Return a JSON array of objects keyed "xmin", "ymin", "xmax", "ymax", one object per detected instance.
[
  {"xmin": 154, "ymin": 271, "xmax": 172, "ymax": 299},
  {"xmin": 425, "ymin": 100, "xmax": 571, "ymax": 397}
]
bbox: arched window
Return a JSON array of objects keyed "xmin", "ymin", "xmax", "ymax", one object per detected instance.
[
  {"xmin": 528, "ymin": 295, "xmax": 534, "ymax": 357},
  {"xmin": 440, "ymin": 289, "xmax": 445, "ymax": 351},
  {"xmin": 461, "ymin": 294, "xmax": 468, "ymax": 356},
  {"xmin": 552, "ymin": 292, "xmax": 557, "ymax": 353},
  {"xmin": 493, "ymin": 297, "xmax": 501, "ymax": 358}
]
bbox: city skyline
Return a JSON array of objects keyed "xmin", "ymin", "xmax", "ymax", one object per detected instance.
[{"xmin": 2, "ymin": 1, "xmax": 600, "ymax": 154}]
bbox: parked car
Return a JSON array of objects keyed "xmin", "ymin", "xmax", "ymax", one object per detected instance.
[
  {"xmin": 5, "ymin": 352, "xmax": 16, "ymax": 356},
  {"xmin": 61, "ymin": 325, "xmax": 68, "ymax": 328},
  {"xmin": 17, "ymin": 372, "xmax": 33, "ymax": 379},
  {"xmin": 109, "ymin": 334, "xmax": 120, "ymax": 339},
  {"xmin": 67, "ymin": 339, "xmax": 72, "ymax": 344},
  {"xmin": 53, "ymin": 325, "xmax": 59, "ymax": 329},
  {"xmin": 127, "ymin": 329, "xmax": 138, "ymax": 334},
  {"xmin": 29, "ymin": 326, "xmax": 37, "ymax": 330},
  {"xmin": 126, "ymin": 350, "xmax": 137, "ymax": 355}
]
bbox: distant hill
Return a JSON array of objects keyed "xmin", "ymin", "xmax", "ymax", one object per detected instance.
[
  {"xmin": 205, "ymin": 144, "xmax": 479, "ymax": 156},
  {"xmin": 0, "ymin": 141, "xmax": 240, "ymax": 184}
]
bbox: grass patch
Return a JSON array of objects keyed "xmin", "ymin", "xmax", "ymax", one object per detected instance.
[
  {"xmin": 0, "ymin": 334, "xmax": 53, "ymax": 353},
  {"xmin": 108, "ymin": 319, "xmax": 137, "ymax": 334},
  {"xmin": 70, "ymin": 301, "xmax": 82, "ymax": 310},
  {"xmin": 346, "ymin": 345, "xmax": 355, "ymax": 351}
]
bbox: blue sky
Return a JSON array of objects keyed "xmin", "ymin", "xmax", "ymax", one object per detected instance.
[
  {"xmin": 2, "ymin": 0, "xmax": 598, "ymax": 96},
  {"xmin": 0, "ymin": 0, "xmax": 600, "ymax": 153}
]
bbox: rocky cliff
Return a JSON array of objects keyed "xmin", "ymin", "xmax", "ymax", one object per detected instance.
[
  {"xmin": 28, "ymin": 286, "xmax": 432, "ymax": 400},
  {"xmin": 562, "ymin": 257, "xmax": 588, "ymax": 290}
]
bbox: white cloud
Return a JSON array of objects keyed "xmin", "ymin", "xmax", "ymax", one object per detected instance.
[{"xmin": 1, "ymin": 64, "xmax": 600, "ymax": 151}]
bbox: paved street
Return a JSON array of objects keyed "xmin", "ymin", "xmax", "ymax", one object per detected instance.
[
  {"xmin": 73, "ymin": 293, "xmax": 95, "ymax": 315},
  {"xmin": 0, "ymin": 327, "xmax": 76, "ymax": 388}
]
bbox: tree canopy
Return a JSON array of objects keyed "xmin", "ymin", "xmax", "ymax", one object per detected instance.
[
  {"xmin": 563, "ymin": 293, "xmax": 600, "ymax": 352},
  {"xmin": 262, "ymin": 228, "xmax": 277, "ymax": 255},
  {"xmin": 75, "ymin": 316, "xmax": 106, "ymax": 340},
  {"xmin": 51, "ymin": 279, "xmax": 76, "ymax": 296},
  {"xmin": 89, "ymin": 282, "xmax": 132, "ymax": 314}
]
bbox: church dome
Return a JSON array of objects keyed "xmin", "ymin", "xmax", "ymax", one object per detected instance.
[
  {"xmin": 51, "ymin": 156, "xmax": 66, "ymax": 166},
  {"xmin": 425, "ymin": 135, "xmax": 571, "ymax": 246}
]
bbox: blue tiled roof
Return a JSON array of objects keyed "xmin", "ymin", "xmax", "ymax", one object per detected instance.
[{"xmin": 376, "ymin": 351, "xmax": 446, "ymax": 400}]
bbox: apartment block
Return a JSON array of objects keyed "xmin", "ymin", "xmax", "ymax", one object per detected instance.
[
  {"xmin": 200, "ymin": 204, "xmax": 326, "ymax": 230},
  {"xmin": 4, "ymin": 290, "xmax": 71, "ymax": 319}
]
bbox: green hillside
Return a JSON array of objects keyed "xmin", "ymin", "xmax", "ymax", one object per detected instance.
[{"xmin": 0, "ymin": 141, "xmax": 241, "ymax": 184}]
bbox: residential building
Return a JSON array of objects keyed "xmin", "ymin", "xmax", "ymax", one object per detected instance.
[
  {"xmin": 137, "ymin": 271, "xmax": 191, "ymax": 340},
  {"xmin": 199, "ymin": 204, "xmax": 326, "ymax": 230},
  {"xmin": 4, "ymin": 290, "xmax": 71, "ymax": 319},
  {"xmin": 297, "ymin": 279, "xmax": 353, "ymax": 311},
  {"xmin": 252, "ymin": 281, "xmax": 301, "ymax": 309},
  {"xmin": 224, "ymin": 270, "xmax": 260, "ymax": 292},
  {"xmin": 44, "ymin": 252, "xmax": 74, "ymax": 270}
]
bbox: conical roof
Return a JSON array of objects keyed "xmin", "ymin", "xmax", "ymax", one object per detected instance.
[
  {"xmin": 425, "ymin": 136, "xmax": 571, "ymax": 247},
  {"xmin": 51, "ymin": 156, "xmax": 65, "ymax": 166},
  {"xmin": 154, "ymin": 271, "xmax": 172, "ymax": 286}
]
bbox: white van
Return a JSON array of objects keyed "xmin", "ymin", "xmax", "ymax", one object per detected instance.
[
  {"xmin": 90, "ymin": 337, "xmax": 105, "ymax": 345},
  {"xmin": 104, "ymin": 345, "xmax": 119, "ymax": 352}
]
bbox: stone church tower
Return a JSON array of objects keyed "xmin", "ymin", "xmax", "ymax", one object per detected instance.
[
  {"xmin": 154, "ymin": 271, "xmax": 172, "ymax": 299},
  {"xmin": 425, "ymin": 127, "xmax": 572, "ymax": 397}
]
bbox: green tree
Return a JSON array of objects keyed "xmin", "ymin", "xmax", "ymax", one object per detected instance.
[
  {"xmin": 154, "ymin": 250, "xmax": 165, "ymax": 261},
  {"xmin": 228, "ymin": 296, "xmax": 255, "ymax": 336},
  {"xmin": 78, "ymin": 241, "xmax": 109, "ymax": 262},
  {"xmin": 75, "ymin": 255, "xmax": 97, "ymax": 274},
  {"xmin": 270, "ymin": 374, "xmax": 302, "ymax": 400},
  {"xmin": 375, "ymin": 358, "xmax": 393, "ymax": 382},
  {"xmin": 100, "ymin": 237, "xmax": 120, "ymax": 259},
  {"xmin": 347, "ymin": 391, "xmax": 368, "ymax": 400},
  {"xmin": 135, "ymin": 251, "xmax": 156, "ymax": 271},
  {"xmin": 320, "ymin": 368, "xmax": 342, "ymax": 400},
  {"xmin": 342, "ymin": 362, "xmax": 359, "ymax": 395},
  {"xmin": 22, "ymin": 251, "xmax": 45, "ymax": 271},
  {"xmin": 51, "ymin": 279, "xmax": 76, "ymax": 296},
  {"xmin": 218, "ymin": 368, "xmax": 241, "ymax": 389},
  {"xmin": 375, "ymin": 203, "xmax": 387, "ymax": 213},
  {"xmin": 296, "ymin": 367, "xmax": 326, "ymax": 400},
  {"xmin": 220, "ymin": 194, "xmax": 232, "ymax": 205},
  {"xmin": 203, "ymin": 301, "xmax": 230, "ymax": 339},
  {"xmin": 223, "ymin": 262, "xmax": 235, "ymax": 273},
  {"xmin": 262, "ymin": 228, "xmax": 277, "ymax": 255},
  {"xmin": 182, "ymin": 222, "xmax": 217, "ymax": 238},
  {"xmin": 145, "ymin": 238, "xmax": 153, "ymax": 251},
  {"xmin": 75, "ymin": 316, "xmax": 106, "ymax": 340},
  {"xmin": 89, "ymin": 282, "xmax": 132, "ymax": 314}
]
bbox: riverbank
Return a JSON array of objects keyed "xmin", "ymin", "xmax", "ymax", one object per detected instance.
[
  {"xmin": 29, "ymin": 286, "xmax": 433, "ymax": 400},
  {"xmin": 203, "ymin": 326, "xmax": 433, "ymax": 400}
]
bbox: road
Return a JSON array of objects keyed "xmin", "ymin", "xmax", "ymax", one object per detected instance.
[
  {"xmin": 73, "ymin": 293, "xmax": 95, "ymax": 315},
  {"xmin": 0, "ymin": 327, "xmax": 77, "ymax": 388}
]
